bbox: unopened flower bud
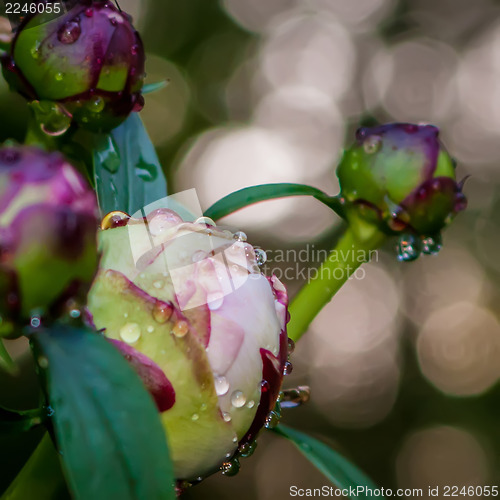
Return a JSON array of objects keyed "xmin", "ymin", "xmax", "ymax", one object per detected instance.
[
  {"xmin": 337, "ymin": 123, "xmax": 467, "ymax": 238},
  {"xmin": 0, "ymin": 145, "xmax": 98, "ymax": 333},
  {"xmin": 1, "ymin": 1, "xmax": 145, "ymax": 132},
  {"xmin": 87, "ymin": 211, "xmax": 289, "ymax": 480}
]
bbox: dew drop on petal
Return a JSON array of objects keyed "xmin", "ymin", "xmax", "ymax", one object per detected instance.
[
  {"xmin": 254, "ymin": 248, "xmax": 267, "ymax": 266},
  {"xmin": 283, "ymin": 361, "xmax": 293, "ymax": 375},
  {"xmin": 287, "ymin": 337, "xmax": 295, "ymax": 356},
  {"xmin": 152, "ymin": 301, "xmax": 173, "ymax": 324},
  {"xmin": 172, "ymin": 320, "xmax": 189, "ymax": 338},
  {"xmin": 57, "ymin": 21, "xmax": 81, "ymax": 44},
  {"xmin": 147, "ymin": 325, "xmax": 154, "ymax": 333},
  {"xmin": 231, "ymin": 390, "xmax": 246, "ymax": 408},
  {"xmin": 421, "ymin": 233, "xmax": 443, "ymax": 255},
  {"xmin": 280, "ymin": 386, "xmax": 311, "ymax": 409},
  {"xmin": 191, "ymin": 413, "xmax": 199, "ymax": 421},
  {"xmin": 239, "ymin": 440, "xmax": 257, "ymax": 458},
  {"xmin": 87, "ymin": 96, "xmax": 105, "ymax": 113},
  {"xmin": 153, "ymin": 280, "xmax": 164, "ymax": 289},
  {"xmin": 264, "ymin": 411, "xmax": 280, "ymax": 429},
  {"xmin": 222, "ymin": 411, "xmax": 232, "ymax": 422},
  {"xmin": 30, "ymin": 316, "xmax": 41, "ymax": 328},
  {"xmin": 363, "ymin": 135, "xmax": 382, "ymax": 154},
  {"xmin": 221, "ymin": 458, "xmax": 240, "ymax": 476},
  {"xmin": 194, "ymin": 216, "xmax": 216, "ymax": 227},
  {"xmin": 38, "ymin": 356, "xmax": 49, "ymax": 368},
  {"xmin": 233, "ymin": 231, "xmax": 247, "ymax": 242},
  {"xmin": 246, "ymin": 400, "xmax": 255, "ymax": 409},
  {"xmin": 397, "ymin": 233, "xmax": 422, "ymax": 262},
  {"xmin": 215, "ymin": 375, "xmax": 229, "ymax": 396},
  {"xmin": 120, "ymin": 323, "xmax": 141, "ymax": 343}
]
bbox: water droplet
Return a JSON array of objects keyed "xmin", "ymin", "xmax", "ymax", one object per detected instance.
[
  {"xmin": 55, "ymin": 72, "xmax": 64, "ymax": 81},
  {"xmin": 95, "ymin": 135, "xmax": 120, "ymax": 173},
  {"xmin": 233, "ymin": 231, "xmax": 247, "ymax": 242},
  {"xmin": 31, "ymin": 101, "xmax": 72, "ymax": 137},
  {"xmin": 120, "ymin": 323, "xmax": 141, "ymax": 344},
  {"xmin": 363, "ymin": 135, "xmax": 382, "ymax": 154},
  {"xmin": 264, "ymin": 411, "xmax": 280, "ymax": 429},
  {"xmin": 232, "ymin": 436, "xmax": 238, "ymax": 443},
  {"xmin": 100, "ymin": 210, "xmax": 130, "ymax": 230},
  {"xmin": 153, "ymin": 301, "xmax": 173, "ymax": 324},
  {"xmin": 45, "ymin": 405, "xmax": 55, "ymax": 417},
  {"xmin": 421, "ymin": 234, "xmax": 442, "ymax": 255},
  {"xmin": 254, "ymin": 248, "xmax": 267, "ymax": 266},
  {"xmin": 70, "ymin": 309, "xmax": 81, "ymax": 319},
  {"xmin": 87, "ymin": 96, "xmax": 105, "ymax": 113},
  {"xmin": 38, "ymin": 356, "xmax": 49, "ymax": 368},
  {"xmin": 280, "ymin": 386, "xmax": 311, "ymax": 409},
  {"xmin": 283, "ymin": 361, "xmax": 293, "ymax": 375},
  {"xmin": 207, "ymin": 292, "xmax": 224, "ymax": 311},
  {"xmin": 239, "ymin": 440, "xmax": 257, "ymax": 458},
  {"xmin": 200, "ymin": 403, "xmax": 207, "ymax": 411},
  {"xmin": 191, "ymin": 413, "xmax": 199, "ymax": 421},
  {"xmin": 84, "ymin": 7, "xmax": 94, "ymax": 17},
  {"xmin": 231, "ymin": 390, "xmax": 246, "ymax": 408},
  {"xmin": 215, "ymin": 376, "xmax": 229, "ymax": 396},
  {"xmin": 131, "ymin": 44, "xmax": 139, "ymax": 55},
  {"xmin": 153, "ymin": 280, "xmax": 164, "ymax": 289},
  {"xmin": 246, "ymin": 400, "xmax": 255, "ymax": 409},
  {"xmin": 58, "ymin": 21, "xmax": 81, "ymax": 44},
  {"xmin": 195, "ymin": 216, "xmax": 216, "ymax": 227},
  {"xmin": 135, "ymin": 158, "xmax": 157, "ymax": 181},
  {"xmin": 397, "ymin": 233, "xmax": 422, "ymax": 262},
  {"xmin": 30, "ymin": 316, "xmax": 41, "ymax": 328},
  {"xmin": 222, "ymin": 411, "xmax": 232, "ymax": 422},
  {"xmin": 30, "ymin": 44, "xmax": 40, "ymax": 59},
  {"xmin": 172, "ymin": 320, "xmax": 189, "ymax": 338},
  {"xmin": 287, "ymin": 337, "xmax": 295, "ymax": 356},
  {"xmin": 221, "ymin": 458, "xmax": 240, "ymax": 476},
  {"xmin": 147, "ymin": 325, "xmax": 154, "ymax": 333}
]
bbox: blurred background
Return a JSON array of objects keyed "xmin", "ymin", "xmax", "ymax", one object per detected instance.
[{"xmin": 1, "ymin": 0, "xmax": 500, "ymax": 498}]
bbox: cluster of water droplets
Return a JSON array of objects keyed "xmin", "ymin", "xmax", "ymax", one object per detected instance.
[{"xmin": 397, "ymin": 232, "xmax": 443, "ymax": 262}]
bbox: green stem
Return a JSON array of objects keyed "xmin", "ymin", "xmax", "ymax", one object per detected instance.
[
  {"xmin": 287, "ymin": 226, "xmax": 387, "ymax": 342},
  {"xmin": 1, "ymin": 433, "xmax": 66, "ymax": 500}
]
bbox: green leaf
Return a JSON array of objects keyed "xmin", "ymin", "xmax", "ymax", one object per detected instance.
[
  {"xmin": 93, "ymin": 113, "xmax": 168, "ymax": 215},
  {"xmin": 142, "ymin": 81, "xmax": 169, "ymax": 95},
  {"xmin": 273, "ymin": 425, "xmax": 383, "ymax": 500},
  {"xmin": 0, "ymin": 339, "xmax": 17, "ymax": 375},
  {"xmin": 0, "ymin": 406, "xmax": 44, "ymax": 434},
  {"xmin": 31, "ymin": 326, "xmax": 175, "ymax": 500},
  {"xmin": 204, "ymin": 183, "xmax": 345, "ymax": 221}
]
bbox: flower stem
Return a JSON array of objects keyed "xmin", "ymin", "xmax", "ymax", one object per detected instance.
[
  {"xmin": 287, "ymin": 225, "xmax": 387, "ymax": 342},
  {"xmin": 1, "ymin": 433, "xmax": 67, "ymax": 500}
]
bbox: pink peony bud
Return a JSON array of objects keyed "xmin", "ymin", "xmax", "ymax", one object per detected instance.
[{"xmin": 87, "ymin": 210, "xmax": 289, "ymax": 480}]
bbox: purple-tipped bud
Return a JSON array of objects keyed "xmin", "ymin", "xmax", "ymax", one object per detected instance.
[
  {"xmin": 0, "ymin": 145, "xmax": 98, "ymax": 334},
  {"xmin": 1, "ymin": 1, "xmax": 145, "ymax": 132},
  {"xmin": 337, "ymin": 123, "xmax": 467, "ymax": 238}
]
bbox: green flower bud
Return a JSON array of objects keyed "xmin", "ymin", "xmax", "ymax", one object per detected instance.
[
  {"xmin": 1, "ymin": 1, "xmax": 145, "ymax": 132},
  {"xmin": 0, "ymin": 145, "xmax": 98, "ymax": 334},
  {"xmin": 87, "ymin": 210, "xmax": 289, "ymax": 480},
  {"xmin": 337, "ymin": 123, "xmax": 467, "ymax": 238}
]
